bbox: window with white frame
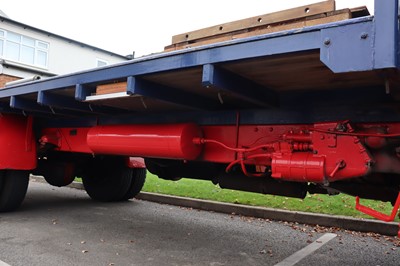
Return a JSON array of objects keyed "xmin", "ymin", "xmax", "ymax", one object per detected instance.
[
  {"xmin": 96, "ymin": 59, "xmax": 108, "ymax": 67},
  {"xmin": 0, "ymin": 29, "xmax": 49, "ymax": 68}
]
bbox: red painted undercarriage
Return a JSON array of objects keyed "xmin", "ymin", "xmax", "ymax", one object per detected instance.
[
  {"xmin": 2, "ymin": 114, "xmax": 399, "ymax": 232},
  {"xmin": 40, "ymin": 120, "xmax": 400, "ymax": 185}
]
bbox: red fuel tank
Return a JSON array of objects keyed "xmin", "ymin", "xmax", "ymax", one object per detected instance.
[{"xmin": 87, "ymin": 123, "xmax": 203, "ymax": 160}]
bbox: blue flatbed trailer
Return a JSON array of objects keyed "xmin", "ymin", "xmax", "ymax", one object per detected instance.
[{"xmin": 0, "ymin": 0, "xmax": 399, "ymax": 234}]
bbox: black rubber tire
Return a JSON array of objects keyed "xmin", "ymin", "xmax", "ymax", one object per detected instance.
[
  {"xmin": 0, "ymin": 171, "xmax": 5, "ymax": 200},
  {"xmin": 0, "ymin": 170, "xmax": 29, "ymax": 212},
  {"xmin": 120, "ymin": 168, "xmax": 147, "ymax": 201},
  {"xmin": 82, "ymin": 157, "xmax": 132, "ymax": 202}
]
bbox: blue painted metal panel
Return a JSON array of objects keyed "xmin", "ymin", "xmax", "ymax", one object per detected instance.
[
  {"xmin": 202, "ymin": 64, "xmax": 278, "ymax": 107},
  {"xmin": 320, "ymin": 22, "xmax": 374, "ymax": 72},
  {"xmin": 320, "ymin": 0, "xmax": 399, "ymax": 72}
]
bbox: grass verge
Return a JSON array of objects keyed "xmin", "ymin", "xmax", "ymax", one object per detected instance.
[{"xmin": 142, "ymin": 173, "xmax": 399, "ymax": 221}]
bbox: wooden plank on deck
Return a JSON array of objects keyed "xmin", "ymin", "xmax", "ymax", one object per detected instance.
[{"xmin": 171, "ymin": 0, "xmax": 336, "ymax": 44}]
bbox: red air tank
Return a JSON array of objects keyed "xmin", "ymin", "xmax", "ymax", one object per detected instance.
[{"xmin": 87, "ymin": 123, "xmax": 203, "ymax": 160}]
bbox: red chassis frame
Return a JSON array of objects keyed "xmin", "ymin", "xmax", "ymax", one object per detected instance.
[
  {"xmin": 35, "ymin": 119, "xmax": 400, "ymax": 232},
  {"xmin": 40, "ymin": 121, "xmax": 400, "ymax": 184}
]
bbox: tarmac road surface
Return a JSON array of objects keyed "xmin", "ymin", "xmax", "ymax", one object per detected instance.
[{"xmin": 0, "ymin": 182, "xmax": 398, "ymax": 266}]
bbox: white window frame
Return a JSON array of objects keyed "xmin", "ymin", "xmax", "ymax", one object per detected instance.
[
  {"xmin": 0, "ymin": 29, "xmax": 49, "ymax": 69},
  {"xmin": 0, "ymin": 29, "xmax": 5, "ymax": 56}
]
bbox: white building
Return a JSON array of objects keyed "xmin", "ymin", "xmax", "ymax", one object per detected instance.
[{"xmin": 0, "ymin": 11, "xmax": 131, "ymax": 87}]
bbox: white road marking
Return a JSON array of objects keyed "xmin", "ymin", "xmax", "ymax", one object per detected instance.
[
  {"xmin": 274, "ymin": 233, "xmax": 337, "ymax": 266},
  {"xmin": 0, "ymin": 260, "xmax": 11, "ymax": 266}
]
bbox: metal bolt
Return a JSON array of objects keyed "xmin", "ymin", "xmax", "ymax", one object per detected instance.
[
  {"xmin": 323, "ymin": 38, "xmax": 331, "ymax": 46},
  {"xmin": 360, "ymin": 32, "xmax": 368, "ymax": 39}
]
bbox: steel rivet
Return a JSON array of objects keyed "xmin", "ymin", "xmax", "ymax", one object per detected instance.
[
  {"xmin": 360, "ymin": 33, "xmax": 368, "ymax": 39},
  {"xmin": 323, "ymin": 38, "xmax": 331, "ymax": 46}
]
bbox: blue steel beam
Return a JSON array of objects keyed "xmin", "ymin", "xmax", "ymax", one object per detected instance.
[
  {"xmin": 374, "ymin": 0, "xmax": 399, "ymax": 69},
  {"xmin": 202, "ymin": 64, "xmax": 278, "ymax": 107},
  {"xmin": 75, "ymin": 84, "xmax": 96, "ymax": 101},
  {"xmin": 96, "ymin": 103, "xmax": 400, "ymax": 127},
  {"xmin": 37, "ymin": 91, "xmax": 124, "ymax": 115},
  {"xmin": 10, "ymin": 96, "xmax": 78, "ymax": 116},
  {"xmin": 11, "ymin": 96, "xmax": 54, "ymax": 114},
  {"xmin": 44, "ymin": 103, "xmax": 400, "ymax": 128},
  {"xmin": 127, "ymin": 76, "xmax": 222, "ymax": 110}
]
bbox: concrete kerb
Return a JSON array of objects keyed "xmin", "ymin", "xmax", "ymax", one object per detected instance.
[
  {"xmin": 136, "ymin": 192, "xmax": 399, "ymax": 236},
  {"xmin": 30, "ymin": 176, "xmax": 399, "ymax": 236}
]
